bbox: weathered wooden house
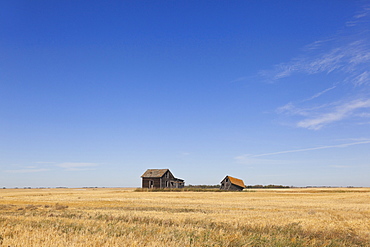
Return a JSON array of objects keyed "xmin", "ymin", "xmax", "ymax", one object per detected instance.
[
  {"xmin": 141, "ymin": 169, "xmax": 185, "ymax": 189},
  {"xmin": 220, "ymin": 175, "xmax": 245, "ymax": 191}
]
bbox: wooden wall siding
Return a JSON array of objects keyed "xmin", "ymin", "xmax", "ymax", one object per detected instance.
[
  {"xmin": 229, "ymin": 183, "xmax": 244, "ymax": 191},
  {"xmin": 164, "ymin": 170, "xmax": 175, "ymax": 179},
  {"xmin": 142, "ymin": 178, "xmax": 161, "ymax": 188},
  {"xmin": 142, "ymin": 175, "xmax": 184, "ymax": 189}
]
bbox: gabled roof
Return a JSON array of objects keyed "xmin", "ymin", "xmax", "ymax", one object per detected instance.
[
  {"xmin": 141, "ymin": 169, "xmax": 169, "ymax": 178},
  {"xmin": 226, "ymin": 176, "xmax": 245, "ymax": 188}
]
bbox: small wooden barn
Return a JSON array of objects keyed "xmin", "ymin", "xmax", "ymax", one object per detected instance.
[
  {"xmin": 220, "ymin": 175, "xmax": 245, "ymax": 191},
  {"xmin": 141, "ymin": 169, "xmax": 185, "ymax": 189}
]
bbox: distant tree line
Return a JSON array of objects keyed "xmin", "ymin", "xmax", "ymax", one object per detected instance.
[
  {"xmin": 245, "ymin": 185, "xmax": 290, "ymax": 189},
  {"xmin": 186, "ymin": 184, "xmax": 221, "ymax": 189},
  {"xmin": 135, "ymin": 184, "xmax": 222, "ymax": 192}
]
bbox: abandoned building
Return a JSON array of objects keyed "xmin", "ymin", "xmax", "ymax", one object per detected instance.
[
  {"xmin": 141, "ymin": 169, "xmax": 185, "ymax": 189},
  {"xmin": 220, "ymin": 175, "xmax": 246, "ymax": 191}
]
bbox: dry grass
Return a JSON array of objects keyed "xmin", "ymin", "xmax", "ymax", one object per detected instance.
[{"xmin": 0, "ymin": 187, "xmax": 369, "ymax": 246}]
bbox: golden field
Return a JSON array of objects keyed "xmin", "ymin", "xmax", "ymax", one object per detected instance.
[{"xmin": 0, "ymin": 187, "xmax": 369, "ymax": 246}]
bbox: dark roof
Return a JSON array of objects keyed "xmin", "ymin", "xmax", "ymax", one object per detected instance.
[
  {"xmin": 173, "ymin": 178, "xmax": 184, "ymax": 182},
  {"xmin": 225, "ymin": 176, "xmax": 245, "ymax": 188},
  {"xmin": 141, "ymin": 169, "xmax": 169, "ymax": 178}
]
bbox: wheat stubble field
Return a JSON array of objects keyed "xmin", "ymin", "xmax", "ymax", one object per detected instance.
[{"xmin": 0, "ymin": 188, "xmax": 369, "ymax": 246}]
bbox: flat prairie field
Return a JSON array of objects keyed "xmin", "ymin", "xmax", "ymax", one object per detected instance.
[{"xmin": 0, "ymin": 188, "xmax": 369, "ymax": 246}]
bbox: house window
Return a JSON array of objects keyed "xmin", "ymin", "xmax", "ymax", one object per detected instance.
[
  {"xmin": 149, "ymin": 180, "xmax": 154, "ymax": 188},
  {"xmin": 166, "ymin": 181, "xmax": 169, "ymax": 187}
]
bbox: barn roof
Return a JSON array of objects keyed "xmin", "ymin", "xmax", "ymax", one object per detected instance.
[
  {"xmin": 227, "ymin": 176, "xmax": 246, "ymax": 188},
  {"xmin": 141, "ymin": 169, "xmax": 169, "ymax": 178}
]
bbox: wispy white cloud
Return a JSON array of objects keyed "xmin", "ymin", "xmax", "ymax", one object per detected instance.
[
  {"xmin": 353, "ymin": 71, "xmax": 370, "ymax": 86},
  {"xmin": 346, "ymin": 5, "xmax": 370, "ymax": 26},
  {"xmin": 240, "ymin": 140, "xmax": 370, "ymax": 158},
  {"xmin": 57, "ymin": 162, "xmax": 99, "ymax": 171},
  {"xmin": 263, "ymin": 5, "xmax": 370, "ymax": 130},
  {"xmin": 277, "ymin": 102, "xmax": 309, "ymax": 116},
  {"xmin": 277, "ymin": 101, "xmax": 332, "ymax": 117},
  {"xmin": 303, "ymin": 86, "xmax": 337, "ymax": 102},
  {"xmin": 356, "ymin": 112, "xmax": 370, "ymax": 117},
  {"xmin": 297, "ymin": 98, "xmax": 370, "ymax": 130},
  {"xmin": 263, "ymin": 39, "xmax": 370, "ymax": 85},
  {"xmin": 278, "ymin": 97, "xmax": 370, "ymax": 130}
]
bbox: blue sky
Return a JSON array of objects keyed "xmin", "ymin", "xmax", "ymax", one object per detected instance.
[{"xmin": 1, "ymin": 0, "xmax": 370, "ymax": 188}]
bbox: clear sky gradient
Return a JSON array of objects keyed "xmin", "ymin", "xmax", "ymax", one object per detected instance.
[{"xmin": 1, "ymin": 0, "xmax": 370, "ymax": 188}]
